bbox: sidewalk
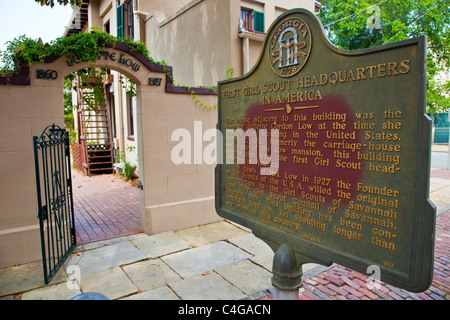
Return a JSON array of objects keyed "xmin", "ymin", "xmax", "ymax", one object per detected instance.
[{"xmin": 0, "ymin": 164, "xmax": 449, "ymax": 300}]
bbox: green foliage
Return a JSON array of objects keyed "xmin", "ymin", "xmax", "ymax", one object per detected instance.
[
  {"xmin": 0, "ymin": 24, "xmax": 219, "ymax": 111},
  {"xmin": 123, "ymin": 162, "xmax": 137, "ymax": 181},
  {"xmin": 64, "ymin": 67, "xmax": 109, "ymax": 114},
  {"xmin": 115, "ymin": 145, "xmax": 136, "ymax": 163},
  {"xmin": 35, "ymin": 0, "xmax": 81, "ymax": 8},
  {"xmin": 114, "ymin": 146, "xmax": 137, "ymax": 181},
  {"xmin": 118, "ymin": 75, "xmax": 137, "ymax": 97},
  {"xmin": 0, "ymin": 27, "xmax": 215, "ymax": 112},
  {"xmin": 319, "ymin": 0, "xmax": 450, "ymax": 58},
  {"xmin": 427, "ymin": 72, "xmax": 450, "ymax": 114},
  {"xmin": 0, "ymin": 29, "xmax": 157, "ymax": 75},
  {"xmin": 64, "ymin": 113, "xmax": 77, "ymax": 145},
  {"xmin": 226, "ymin": 66, "xmax": 235, "ymax": 79},
  {"xmin": 0, "ymin": 35, "xmax": 48, "ymax": 74},
  {"xmin": 163, "ymin": 66, "xmax": 218, "ymax": 110},
  {"xmin": 319, "ymin": 0, "xmax": 450, "ymax": 113},
  {"xmin": 71, "ymin": 68, "xmax": 108, "ymax": 111},
  {"xmin": 64, "ymin": 77, "xmax": 74, "ymax": 113}
]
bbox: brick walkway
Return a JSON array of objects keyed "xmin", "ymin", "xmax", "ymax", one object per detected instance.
[{"xmin": 71, "ymin": 170, "xmax": 142, "ymax": 244}]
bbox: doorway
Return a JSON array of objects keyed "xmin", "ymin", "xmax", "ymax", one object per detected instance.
[{"xmin": 66, "ymin": 67, "xmax": 143, "ymax": 245}]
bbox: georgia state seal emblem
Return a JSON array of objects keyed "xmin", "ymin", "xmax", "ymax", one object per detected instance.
[{"xmin": 268, "ymin": 17, "xmax": 312, "ymax": 77}]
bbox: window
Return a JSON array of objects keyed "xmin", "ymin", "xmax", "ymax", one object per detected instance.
[
  {"xmin": 241, "ymin": 8, "xmax": 253, "ymax": 31},
  {"xmin": 104, "ymin": 20, "xmax": 110, "ymax": 34},
  {"xmin": 126, "ymin": 0, "xmax": 134, "ymax": 39},
  {"xmin": 127, "ymin": 93, "xmax": 134, "ymax": 139},
  {"xmin": 117, "ymin": 1, "xmax": 134, "ymax": 39},
  {"xmin": 240, "ymin": 8, "xmax": 265, "ymax": 33}
]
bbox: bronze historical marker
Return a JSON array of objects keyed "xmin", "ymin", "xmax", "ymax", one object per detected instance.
[{"xmin": 215, "ymin": 9, "xmax": 435, "ymax": 292}]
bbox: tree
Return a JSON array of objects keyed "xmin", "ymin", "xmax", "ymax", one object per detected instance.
[
  {"xmin": 319, "ymin": 0, "xmax": 450, "ymax": 113},
  {"xmin": 35, "ymin": 0, "xmax": 81, "ymax": 8}
]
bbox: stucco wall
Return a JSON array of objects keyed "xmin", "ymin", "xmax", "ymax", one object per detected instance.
[
  {"xmin": 137, "ymin": 0, "xmax": 193, "ymax": 18},
  {"xmin": 0, "ymin": 81, "xmax": 65, "ymax": 268},
  {"xmin": 139, "ymin": 85, "xmax": 219, "ymax": 234},
  {"xmin": 144, "ymin": 0, "xmax": 235, "ymax": 87}
]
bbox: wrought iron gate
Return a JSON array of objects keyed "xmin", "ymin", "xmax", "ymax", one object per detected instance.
[{"xmin": 33, "ymin": 124, "xmax": 76, "ymax": 284}]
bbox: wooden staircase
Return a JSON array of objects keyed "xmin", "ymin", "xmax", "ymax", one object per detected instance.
[{"xmin": 77, "ymin": 80, "xmax": 114, "ymax": 176}]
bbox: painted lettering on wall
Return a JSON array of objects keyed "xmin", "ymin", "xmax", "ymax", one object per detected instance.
[
  {"xmin": 149, "ymin": 77, "xmax": 162, "ymax": 86},
  {"xmin": 36, "ymin": 69, "xmax": 58, "ymax": 80},
  {"xmin": 66, "ymin": 50, "xmax": 141, "ymax": 72}
]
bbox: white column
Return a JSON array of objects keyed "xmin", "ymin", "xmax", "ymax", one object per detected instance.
[{"xmin": 243, "ymin": 36, "xmax": 250, "ymax": 75}]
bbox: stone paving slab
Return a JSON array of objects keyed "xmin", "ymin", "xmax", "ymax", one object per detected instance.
[
  {"xmin": 65, "ymin": 241, "xmax": 146, "ymax": 276},
  {"xmin": 0, "ymin": 260, "xmax": 66, "ymax": 297},
  {"xmin": 175, "ymin": 221, "xmax": 248, "ymax": 247},
  {"xmin": 228, "ymin": 233, "xmax": 323, "ymax": 274},
  {"xmin": 131, "ymin": 231, "xmax": 191, "ymax": 258},
  {"xmin": 430, "ymin": 177, "xmax": 450, "ymax": 213},
  {"xmin": 161, "ymin": 241, "xmax": 252, "ymax": 279},
  {"xmin": 122, "ymin": 259, "xmax": 182, "ymax": 292},
  {"xmin": 169, "ymin": 272, "xmax": 247, "ymax": 300},
  {"xmin": 432, "ymin": 188, "xmax": 450, "ymax": 204},
  {"xmin": 249, "ymin": 254, "xmax": 274, "ymax": 272},
  {"xmin": 430, "ymin": 177, "xmax": 450, "ymax": 191},
  {"xmin": 80, "ymin": 267, "xmax": 138, "ymax": 300},
  {"xmin": 227, "ymin": 233, "xmax": 276, "ymax": 272},
  {"xmin": 21, "ymin": 281, "xmax": 81, "ymax": 300},
  {"xmin": 215, "ymin": 259, "xmax": 272, "ymax": 295},
  {"xmin": 227, "ymin": 233, "xmax": 273, "ymax": 256},
  {"xmin": 121, "ymin": 286, "xmax": 180, "ymax": 300},
  {"xmin": 74, "ymin": 233, "xmax": 147, "ymax": 253}
]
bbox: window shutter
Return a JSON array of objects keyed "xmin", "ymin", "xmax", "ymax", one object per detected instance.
[
  {"xmin": 117, "ymin": 4, "xmax": 124, "ymax": 38},
  {"xmin": 254, "ymin": 11, "xmax": 264, "ymax": 33}
]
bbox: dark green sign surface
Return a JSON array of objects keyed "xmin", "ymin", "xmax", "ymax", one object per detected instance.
[{"xmin": 215, "ymin": 9, "xmax": 435, "ymax": 292}]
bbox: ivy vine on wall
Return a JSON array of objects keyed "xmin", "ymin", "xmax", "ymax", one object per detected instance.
[
  {"xmin": 0, "ymin": 30, "xmax": 221, "ymax": 110},
  {"xmin": 0, "ymin": 31, "xmax": 157, "ymax": 75},
  {"xmin": 68, "ymin": 67, "xmax": 107, "ymax": 111}
]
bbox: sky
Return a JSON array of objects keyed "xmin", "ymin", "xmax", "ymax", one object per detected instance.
[{"xmin": 0, "ymin": 0, "xmax": 73, "ymax": 55}]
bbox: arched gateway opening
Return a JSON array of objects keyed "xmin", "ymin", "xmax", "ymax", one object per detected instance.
[
  {"xmin": 68, "ymin": 65, "xmax": 143, "ymax": 245},
  {"xmin": 0, "ymin": 39, "xmax": 220, "ymax": 278}
]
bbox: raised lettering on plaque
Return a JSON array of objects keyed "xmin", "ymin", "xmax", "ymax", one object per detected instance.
[{"xmin": 215, "ymin": 9, "xmax": 435, "ymax": 292}]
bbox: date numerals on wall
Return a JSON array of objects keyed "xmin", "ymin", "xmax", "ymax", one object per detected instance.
[
  {"xmin": 148, "ymin": 77, "xmax": 162, "ymax": 86},
  {"xmin": 36, "ymin": 69, "xmax": 58, "ymax": 80}
]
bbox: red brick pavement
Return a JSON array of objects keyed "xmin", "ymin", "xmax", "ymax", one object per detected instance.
[{"xmin": 71, "ymin": 170, "xmax": 142, "ymax": 244}]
